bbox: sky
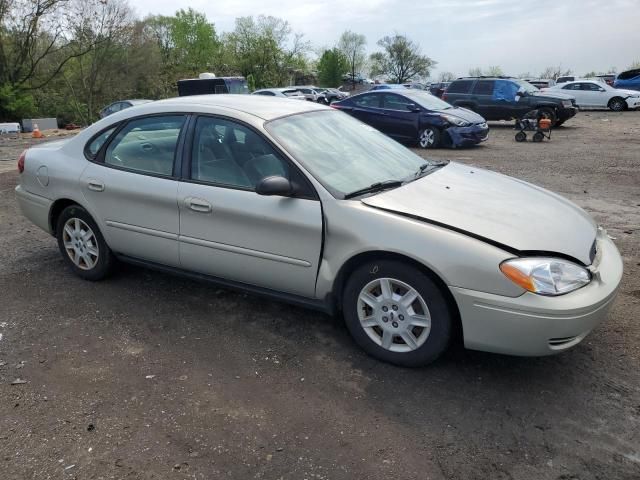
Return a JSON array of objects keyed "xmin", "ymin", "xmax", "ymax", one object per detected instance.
[{"xmin": 135, "ymin": 0, "xmax": 640, "ymax": 79}]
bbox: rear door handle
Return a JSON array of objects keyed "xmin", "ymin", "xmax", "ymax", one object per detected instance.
[
  {"xmin": 87, "ymin": 179, "xmax": 104, "ymax": 192},
  {"xmin": 185, "ymin": 197, "xmax": 212, "ymax": 213}
]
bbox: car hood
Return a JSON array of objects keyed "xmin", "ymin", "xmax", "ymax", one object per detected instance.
[
  {"xmin": 438, "ymin": 107, "xmax": 485, "ymax": 124},
  {"xmin": 361, "ymin": 162, "xmax": 597, "ymax": 265},
  {"xmin": 533, "ymin": 90, "xmax": 576, "ymax": 101}
]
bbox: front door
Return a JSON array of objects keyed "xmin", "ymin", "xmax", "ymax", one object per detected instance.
[
  {"xmin": 80, "ymin": 115, "xmax": 186, "ymax": 267},
  {"xmin": 379, "ymin": 93, "xmax": 420, "ymax": 141},
  {"xmin": 177, "ymin": 116, "xmax": 323, "ymax": 297}
]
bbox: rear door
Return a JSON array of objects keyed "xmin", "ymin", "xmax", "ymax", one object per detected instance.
[
  {"xmin": 177, "ymin": 115, "xmax": 323, "ymax": 297},
  {"xmin": 348, "ymin": 94, "xmax": 386, "ymax": 129},
  {"xmin": 379, "ymin": 93, "xmax": 420, "ymax": 140},
  {"xmin": 470, "ymin": 80, "xmax": 496, "ymax": 117},
  {"xmin": 80, "ymin": 115, "xmax": 186, "ymax": 267}
]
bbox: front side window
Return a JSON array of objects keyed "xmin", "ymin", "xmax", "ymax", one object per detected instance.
[
  {"xmin": 191, "ymin": 116, "xmax": 289, "ymax": 189},
  {"xmin": 86, "ymin": 126, "xmax": 117, "ymax": 158},
  {"xmin": 104, "ymin": 115, "xmax": 185, "ymax": 176},
  {"xmin": 382, "ymin": 94, "xmax": 413, "ymax": 111},
  {"xmin": 267, "ymin": 110, "xmax": 431, "ymax": 196}
]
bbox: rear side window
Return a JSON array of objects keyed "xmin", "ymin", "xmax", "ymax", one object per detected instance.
[
  {"xmin": 255, "ymin": 91, "xmax": 275, "ymax": 96},
  {"xmin": 446, "ymin": 80, "xmax": 473, "ymax": 94},
  {"xmin": 104, "ymin": 115, "xmax": 185, "ymax": 176},
  {"xmin": 353, "ymin": 94, "xmax": 381, "ymax": 107},
  {"xmin": 86, "ymin": 127, "xmax": 117, "ymax": 158},
  {"xmin": 562, "ymin": 83, "xmax": 581, "ymax": 90},
  {"xmin": 617, "ymin": 69, "xmax": 640, "ymax": 80},
  {"xmin": 471, "ymin": 80, "xmax": 494, "ymax": 95}
]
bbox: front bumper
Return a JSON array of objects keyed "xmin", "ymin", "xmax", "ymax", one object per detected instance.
[
  {"xmin": 557, "ymin": 106, "xmax": 578, "ymax": 121},
  {"xmin": 625, "ymin": 97, "xmax": 640, "ymax": 109},
  {"xmin": 446, "ymin": 124, "xmax": 489, "ymax": 147},
  {"xmin": 451, "ymin": 230, "xmax": 623, "ymax": 356}
]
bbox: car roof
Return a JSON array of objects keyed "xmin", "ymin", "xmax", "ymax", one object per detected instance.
[{"xmin": 151, "ymin": 94, "xmax": 326, "ymax": 120}]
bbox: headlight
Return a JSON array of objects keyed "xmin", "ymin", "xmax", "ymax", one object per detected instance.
[
  {"xmin": 562, "ymin": 100, "xmax": 573, "ymax": 107},
  {"xmin": 441, "ymin": 114, "xmax": 470, "ymax": 127},
  {"xmin": 500, "ymin": 257, "xmax": 591, "ymax": 296}
]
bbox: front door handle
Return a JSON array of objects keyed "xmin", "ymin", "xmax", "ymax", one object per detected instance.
[
  {"xmin": 87, "ymin": 179, "xmax": 105, "ymax": 192},
  {"xmin": 185, "ymin": 197, "xmax": 212, "ymax": 213}
]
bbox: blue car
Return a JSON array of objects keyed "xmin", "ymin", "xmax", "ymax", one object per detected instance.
[
  {"xmin": 614, "ymin": 68, "xmax": 640, "ymax": 91},
  {"xmin": 369, "ymin": 84, "xmax": 408, "ymax": 91},
  {"xmin": 331, "ymin": 89, "xmax": 489, "ymax": 149}
]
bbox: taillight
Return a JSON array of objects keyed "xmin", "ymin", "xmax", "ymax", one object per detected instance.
[
  {"xmin": 18, "ymin": 150, "xmax": 27, "ymax": 174},
  {"xmin": 442, "ymin": 92, "xmax": 448, "ymax": 101}
]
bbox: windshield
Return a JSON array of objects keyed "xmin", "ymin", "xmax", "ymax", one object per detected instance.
[
  {"xmin": 514, "ymin": 80, "xmax": 539, "ymax": 93},
  {"xmin": 267, "ymin": 111, "xmax": 434, "ymax": 197},
  {"xmin": 403, "ymin": 90, "xmax": 453, "ymax": 110}
]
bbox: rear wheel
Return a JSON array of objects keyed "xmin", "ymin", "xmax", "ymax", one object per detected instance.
[
  {"xmin": 343, "ymin": 260, "xmax": 452, "ymax": 367},
  {"xmin": 608, "ymin": 97, "xmax": 626, "ymax": 111},
  {"xmin": 56, "ymin": 205, "xmax": 115, "ymax": 281},
  {"xmin": 515, "ymin": 131, "xmax": 527, "ymax": 142},
  {"xmin": 418, "ymin": 127, "xmax": 441, "ymax": 149}
]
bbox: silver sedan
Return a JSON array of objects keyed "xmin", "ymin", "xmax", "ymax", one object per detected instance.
[{"xmin": 15, "ymin": 95, "xmax": 623, "ymax": 366}]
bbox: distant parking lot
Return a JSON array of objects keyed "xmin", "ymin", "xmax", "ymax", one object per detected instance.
[{"xmin": 0, "ymin": 111, "xmax": 639, "ymax": 479}]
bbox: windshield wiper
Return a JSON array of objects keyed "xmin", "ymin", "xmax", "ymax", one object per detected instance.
[
  {"xmin": 413, "ymin": 160, "xmax": 448, "ymax": 178},
  {"xmin": 344, "ymin": 179, "xmax": 404, "ymax": 199}
]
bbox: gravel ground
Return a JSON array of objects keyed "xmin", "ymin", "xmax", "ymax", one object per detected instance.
[{"xmin": 0, "ymin": 112, "xmax": 639, "ymax": 480}]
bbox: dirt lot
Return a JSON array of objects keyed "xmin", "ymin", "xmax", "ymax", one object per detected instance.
[{"xmin": 0, "ymin": 112, "xmax": 639, "ymax": 480}]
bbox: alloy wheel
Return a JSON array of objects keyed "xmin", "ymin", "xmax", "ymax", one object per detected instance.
[
  {"xmin": 357, "ymin": 277, "xmax": 432, "ymax": 353},
  {"xmin": 62, "ymin": 218, "xmax": 100, "ymax": 270},
  {"xmin": 419, "ymin": 129, "xmax": 435, "ymax": 148}
]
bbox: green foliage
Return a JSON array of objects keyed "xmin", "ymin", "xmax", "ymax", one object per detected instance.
[
  {"xmin": 370, "ymin": 34, "xmax": 436, "ymax": 84},
  {"xmin": 246, "ymin": 74, "xmax": 256, "ymax": 92},
  {"xmin": 317, "ymin": 49, "xmax": 348, "ymax": 87},
  {"xmin": 170, "ymin": 8, "xmax": 219, "ymax": 75},
  {"xmin": 0, "ymin": 84, "xmax": 36, "ymax": 120}
]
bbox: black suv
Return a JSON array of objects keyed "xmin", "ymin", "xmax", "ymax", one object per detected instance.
[{"xmin": 443, "ymin": 77, "xmax": 578, "ymax": 126}]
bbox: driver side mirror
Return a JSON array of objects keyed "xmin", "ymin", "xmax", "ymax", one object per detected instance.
[
  {"xmin": 406, "ymin": 103, "xmax": 421, "ymax": 112},
  {"xmin": 256, "ymin": 175, "xmax": 294, "ymax": 197}
]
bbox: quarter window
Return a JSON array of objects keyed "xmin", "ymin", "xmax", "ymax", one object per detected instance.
[
  {"xmin": 86, "ymin": 127, "xmax": 117, "ymax": 158},
  {"xmin": 190, "ymin": 117, "xmax": 289, "ymax": 189},
  {"xmin": 104, "ymin": 115, "xmax": 185, "ymax": 176}
]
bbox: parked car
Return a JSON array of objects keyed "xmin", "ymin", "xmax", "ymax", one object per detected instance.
[
  {"xmin": 403, "ymin": 83, "xmax": 427, "ymax": 90},
  {"xmin": 429, "ymin": 82, "xmax": 450, "ymax": 98},
  {"xmin": 99, "ymin": 99, "xmax": 152, "ymax": 118},
  {"xmin": 0, "ymin": 122, "xmax": 21, "ymax": 134},
  {"xmin": 542, "ymin": 80, "xmax": 640, "ymax": 111},
  {"xmin": 595, "ymin": 74, "xmax": 616, "ymax": 86},
  {"xmin": 523, "ymin": 78, "xmax": 556, "ymax": 89},
  {"xmin": 556, "ymin": 76, "xmax": 575, "ymax": 84},
  {"xmin": 342, "ymin": 73, "xmax": 365, "ymax": 84},
  {"xmin": 614, "ymin": 68, "xmax": 640, "ymax": 91},
  {"xmin": 331, "ymin": 89, "xmax": 488, "ymax": 148},
  {"xmin": 177, "ymin": 74, "xmax": 248, "ymax": 96},
  {"xmin": 252, "ymin": 88, "xmax": 306, "ymax": 101},
  {"xmin": 288, "ymin": 87, "xmax": 325, "ymax": 103},
  {"xmin": 443, "ymin": 77, "xmax": 578, "ymax": 126},
  {"xmin": 15, "ymin": 95, "xmax": 623, "ymax": 367},
  {"xmin": 315, "ymin": 88, "xmax": 348, "ymax": 104}
]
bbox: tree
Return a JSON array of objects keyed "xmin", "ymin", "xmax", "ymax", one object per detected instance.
[
  {"xmin": 468, "ymin": 67, "xmax": 482, "ymax": 77},
  {"xmin": 485, "ymin": 65, "xmax": 504, "ymax": 77},
  {"xmin": 539, "ymin": 66, "xmax": 572, "ymax": 79},
  {"xmin": 317, "ymin": 48, "xmax": 348, "ymax": 87},
  {"xmin": 438, "ymin": 71, "xmax": 456, "ymax": 82},
  {"xmin": 337, "ymin": 30, "xmax": 366, "ymax": 87},
  {"xmin": 369, "ymin": 34, "xmax": 436, "ymax": 84},
  {"xmin": 169, "ymin": 8, "xmax": 219, "ymax": 76},
  {"xmin": 627, "ymin": 60, "xmax": 640, "ymax": 70}
]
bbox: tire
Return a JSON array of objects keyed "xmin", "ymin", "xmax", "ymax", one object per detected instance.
[
  {"xmin": 342, "ymin": 260, "xmax": 453, "ymax": 367},
  {"xmin": 537, "ymin": 107, "xmax": 557, "ymax": 126},
  {"xmin": 515, "ymin": 131, "xmax": 527, "ymax": 142},
  {"xmin": 56, "ymin": 205, "xmax": 115, "ymax": 281},
  {"xmin": 533, "ymin": 131, "xmax": 544, "ymax": 142},
  {"xmin": 418, "ymin": 127, "xmax": 441, "ymax": 149},
  {"xmin": 608, "ymin": 97, "xmax": 626, "ymax": 112}
]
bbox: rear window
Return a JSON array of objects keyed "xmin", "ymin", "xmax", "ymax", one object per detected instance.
[
  {"xmin": 446, "ymin": 80, "xmax": 473, "ymax": 94},
  {"xmin": 617, "ymin": 69, "xmax": 640, "ymax": 80},
  {"xmin": 471, "ymin": 80, "xmax": 494, "ymax": 95}
]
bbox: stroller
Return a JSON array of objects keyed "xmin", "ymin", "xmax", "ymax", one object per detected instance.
[{"xmin": 514, "ymin": 109, "xmax": 552, "ymax": 142}]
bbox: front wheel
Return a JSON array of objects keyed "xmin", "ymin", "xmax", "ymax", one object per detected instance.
[
  {"xmin": 515, "ymin": 131, "xmax": 527, "ymax": 142},
  {"xmin": 418, "ymin": 127, "xmax": 441, "ymax": 149},
  {"xmin": 343, "ymin": 260, "xmax": 453, "ymax": 367},
  {"xmin": 56, "ymin": 205, "xmax": 115, "ymax": 281},
  {"xmin": 608, "ymin": 97, "xmax": 626, "ymax": 112}
]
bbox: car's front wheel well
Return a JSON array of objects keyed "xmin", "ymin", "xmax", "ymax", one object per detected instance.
[
  {"xmin": 49, "ymin": 199, "xmax": 80, "ymax": 236},
  {"xmin": 332, "ymin": 251, "xmax": 463, "ymax": 341}
]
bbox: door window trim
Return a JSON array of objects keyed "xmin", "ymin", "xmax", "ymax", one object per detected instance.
[
  {"xmin": 182, "ymin": 114, "xmax": 319, "ymax": 201},
  {"xmin": 91, "ymin": 112, "xmax": 191, "ymax": 181}
]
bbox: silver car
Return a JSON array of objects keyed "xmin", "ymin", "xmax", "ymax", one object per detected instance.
[{"xmin": 15, "ymin": 95, "xmax": 623, "ymax": 366}]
